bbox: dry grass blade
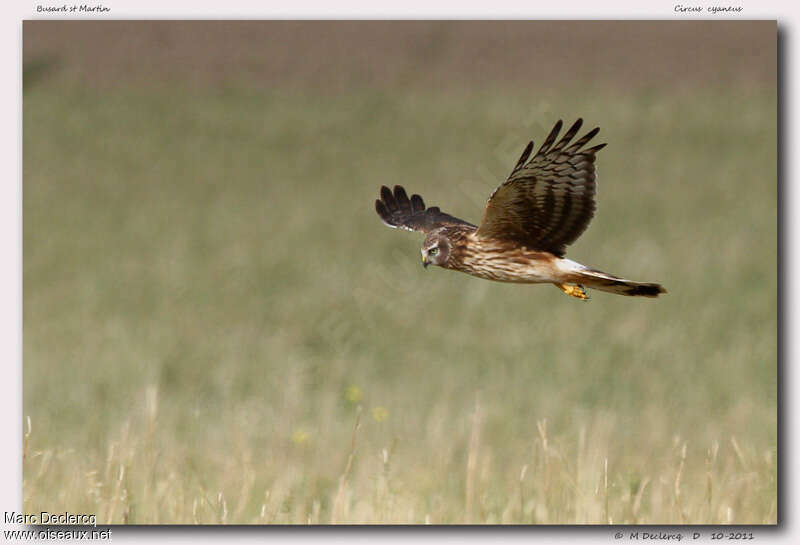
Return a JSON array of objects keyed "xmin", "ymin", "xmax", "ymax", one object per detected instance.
[
  {"xmin": 674, "ymin": 443, "xmax": 688, "ymax": 524},
  {"xmin": 331, "ymin": 406, "xmax": 362, "ymax": 524},
  {"xmin": 537, "ymin": 418, "xmax": 550, "ymax": 511},
  {"xmin": 465, "ymin": 397, "xmax": 482, "ymax": 524},
  {"xmin": 631, "ymin": 476, "xmax": 650, "ymax": 523},
  {"xmin": 604, "ymin": 457, "xmax": 610, "ymax": 524}
]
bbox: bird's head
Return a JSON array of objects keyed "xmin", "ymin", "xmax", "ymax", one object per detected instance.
[{"xmin": 421, "ymin": 231, "xmax": 451, "ymax": 269}]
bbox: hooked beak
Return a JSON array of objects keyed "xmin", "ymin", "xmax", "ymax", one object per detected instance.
[{"xmin": 422, "ymin": 253, "xmax": 429, "ymax": 269}]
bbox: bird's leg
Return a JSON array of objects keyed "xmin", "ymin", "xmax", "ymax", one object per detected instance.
[{"xmin": 555, "ymin": 283, "xmax": 590, "ymax": 301}]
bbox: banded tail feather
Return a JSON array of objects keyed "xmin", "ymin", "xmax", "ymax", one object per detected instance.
[{"xmin": 573, "ymin": 266, "xmax": 666, "ymax": 298}]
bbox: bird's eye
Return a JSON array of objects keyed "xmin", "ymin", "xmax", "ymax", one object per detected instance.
[{"xmin": 429, "ymin": 247, "xmax": 440, "ymax": 256}]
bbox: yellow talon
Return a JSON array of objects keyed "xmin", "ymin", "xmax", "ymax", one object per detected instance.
[{"xmin": 556, "ymin": 283, "xmax": 590, "ymax": 301}]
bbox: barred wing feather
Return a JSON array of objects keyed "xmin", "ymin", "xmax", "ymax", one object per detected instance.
[{"xmin": 475, "ymin": 119, "xmax": 606, "ymax": 257}]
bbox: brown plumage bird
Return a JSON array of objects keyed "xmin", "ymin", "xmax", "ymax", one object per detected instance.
[{"xmin": 375, "ymin": 119, "xmax": 666, "ymax": 300}]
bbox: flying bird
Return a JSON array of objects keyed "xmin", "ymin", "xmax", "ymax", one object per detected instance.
[{"xmin": 375, "ymin": 119, "xmax": 666, "ymax": 300}]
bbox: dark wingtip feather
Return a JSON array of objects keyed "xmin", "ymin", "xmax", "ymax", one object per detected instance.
[
  {"xmin": 552, "ymin": 120, "xmax": 564, "ymax": 138},
  {"xmin": 564, "ymin": 118, "xmax": 583, "ymax": 138},
  {"xmin": 375, "ymin": 199, "xmax": 390, "ymax": 222},
  {"xmin": 566, "ymin": 118, "xmax": 583, "ymax": 133},
  {"xmin": 410, "ymin": 194, "xmax": 425, "ymax": 213},
  {"xmin": 514, "ymin": 141, "xmax": 534, "ymax": 171},
  {"xmin": 393, "ymin": 185, "xmax": 410, "ymax": 208},
  {"xmin": 538, "ymin": 120, "xmax": 564, "ymax": 154},
  {"xmin": 582, "ymin": 126, "xmax": 600, "ymax": 142},
  {"xmin": 586, "ymin": 143, "xmax": 608, "ymax": 154},
  {"xmin": 567, "ymin": 127, "xmax": 603, "ymax": 154},
  {"xmin": 547, "ymin": 119, "xmax": 585, "ymax": 155},
  {"xmin": 380, "ymin": 185, "xmax": 397, "ymax": 212}
]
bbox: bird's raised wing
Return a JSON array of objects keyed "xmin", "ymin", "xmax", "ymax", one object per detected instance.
[
  {"xmin": 375, "ymin": 185, "xmax": 475, "ymax": 234},
  {"xmin": 474, "ymin": 119, "xmax": 606, "ymax": 257}
]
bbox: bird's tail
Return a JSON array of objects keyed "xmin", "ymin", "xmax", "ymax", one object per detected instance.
[{"xmin": 572, "ymin": 265, "xmax": 666, "ymax": 298}]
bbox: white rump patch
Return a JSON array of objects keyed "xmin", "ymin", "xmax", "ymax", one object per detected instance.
[{"xmin": 555, "ymin": 258, "xmax": 587, "ymax": 274}]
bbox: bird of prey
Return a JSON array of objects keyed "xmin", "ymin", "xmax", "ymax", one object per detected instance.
[{"xmin": 375, "ymin": 119, "xmax": 666, "ymax": 300}]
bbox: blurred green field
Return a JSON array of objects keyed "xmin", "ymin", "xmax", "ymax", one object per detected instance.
[
  {"xmin": 22, "ymin": 83, "xmax": 776, "ymax": 524},
  {"xmin": 22, "ymin": 18, "xmax": 776, "ymax": 524}
]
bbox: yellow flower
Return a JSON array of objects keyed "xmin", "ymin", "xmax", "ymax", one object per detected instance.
[
  {"xmin": 372, "ymin": 406, "xmax": 389, "ymax": 423},
  {"xmin": 345, "ymin": 385, "xmax": 362, "ymax": 404},
  {"xmin": 291, "ymin": 428, "xmax": 310, "ymax": 445}
]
